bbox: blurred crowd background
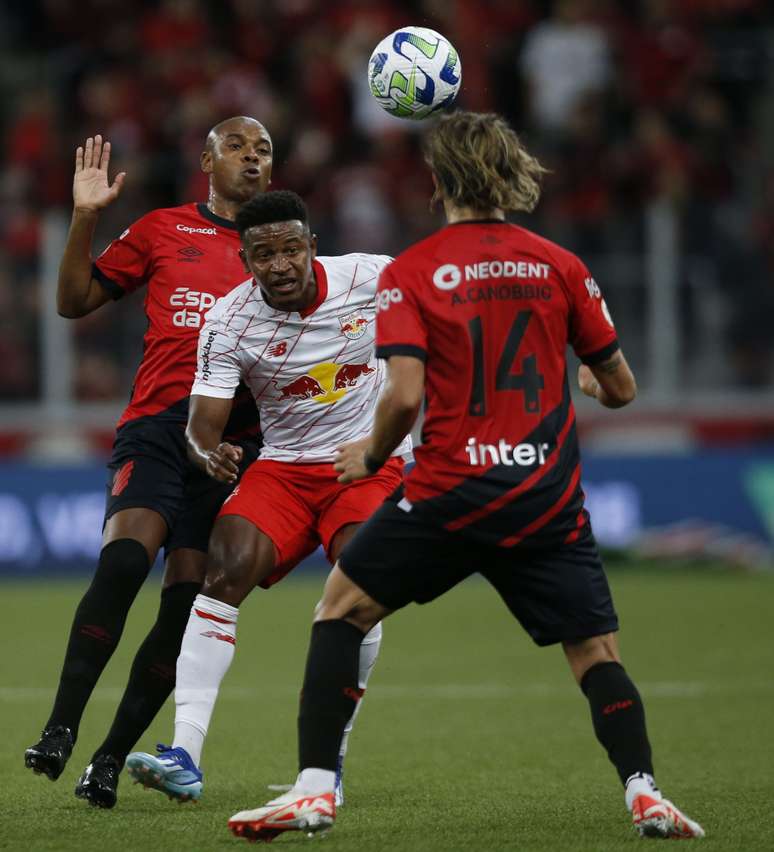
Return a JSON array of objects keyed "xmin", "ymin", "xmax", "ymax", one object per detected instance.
[{"xmin": 1, "ymin": 0, "xmax": 773, "ymax": 406}]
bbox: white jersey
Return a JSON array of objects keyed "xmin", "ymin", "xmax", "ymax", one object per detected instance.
[{"xmin": 192, "ymin": 253, "xmax": 413, "ymax": 463}]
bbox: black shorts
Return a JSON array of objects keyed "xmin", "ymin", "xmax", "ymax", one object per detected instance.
[
  {"xmin": 105, "ymin": 417, "xmax": 260, "ymax": 556},
  {"xmin": 339, "ymin": 494, "xmax": 618, "ymax": 647}
]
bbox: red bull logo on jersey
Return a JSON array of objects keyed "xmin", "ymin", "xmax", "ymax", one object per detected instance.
[
  {"xmin": 276, "ymin": 362, "xmax": 375, "ymax": 405},
  {"xmin": 339, "ymin": 311, "xmax": 369, "ymax": 340}
]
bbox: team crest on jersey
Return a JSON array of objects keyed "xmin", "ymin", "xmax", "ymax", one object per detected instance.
[{"xmin": 338, "ymin": 311, "xmax": 369, "ymax": 340}]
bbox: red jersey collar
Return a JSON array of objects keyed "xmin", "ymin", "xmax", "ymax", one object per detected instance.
[
  {"xmin": 299, "ymin": 258, "xmax": 328, "ymax": 318},
  {"xmin": 253, "ymin": 258, "xmax": 329, "ymax": 318}
]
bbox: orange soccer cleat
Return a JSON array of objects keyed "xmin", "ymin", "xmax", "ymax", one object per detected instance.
[
  {"xmin": 228, "ymin": 789, "xmax": 336, "ymax": 843},
  {"xmin": 632, "ymin": 793, "xmax": 705, "ymax": 839}
]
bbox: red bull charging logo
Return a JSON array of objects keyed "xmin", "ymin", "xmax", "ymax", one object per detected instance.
[{"xmin": 277, "ymin": 362, "xmax": 374, "ymax": 405}]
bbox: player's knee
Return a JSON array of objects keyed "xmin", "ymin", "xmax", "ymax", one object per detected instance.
[
  {"xmin": 90, "ymin": 538, "xmax": 151, "ymax": 602},
  {"xmin": 201, "ymin": 537, "xmax": 256, "ymax": 603},
  {"xmin": 563, "ymin": 632, "xmax": 621, "ymax": 685},
  {"xmin": 316, "ymin": 596, "xmax": 384, "ymax": 633}
]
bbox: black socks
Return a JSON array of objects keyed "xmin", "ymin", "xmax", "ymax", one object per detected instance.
[
  {"xmin": 298, "ymin": 620, "xmax": 366, "ymax": 772},
  {"xmin": 94, "ymin": 581, "xmax": 200, "ymax": 764},
  {"xmin": 47, "ymin": 539, "xmax": 151, "ymax": 739},
  {"xmin": 581, "ymin": 661, "xmax": 654, "ymax": 785}
]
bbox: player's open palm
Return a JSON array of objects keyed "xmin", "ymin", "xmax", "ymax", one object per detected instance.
[{"xmin": 73, "ymin": 135, "xmax": 126, "ymax": 213}]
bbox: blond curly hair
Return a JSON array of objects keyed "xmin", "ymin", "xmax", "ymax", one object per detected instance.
[{"xmin": 423, "ymin": 111, "xmax": 546, "ymax": 213}]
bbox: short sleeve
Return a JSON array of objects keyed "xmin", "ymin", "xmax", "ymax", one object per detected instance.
[
  {"xmin": 375, "ymin": 263, "xmax": 427, "ymax": 362},
  {"xmin": 92, "ymin": 215, "xmax": 155, "ymax": 299},
  {"xmin": 565, "ymin": 256, "xmax": 619, "ymax": 365},
  {"xmin": 190, "ymin": 310, "xmax": 242, "ymax": 399}
]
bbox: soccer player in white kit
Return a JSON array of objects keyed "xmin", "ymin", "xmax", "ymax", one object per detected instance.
[{"xmin": 126, "ymin": 190, "xmax": 411, "ymax": 806}]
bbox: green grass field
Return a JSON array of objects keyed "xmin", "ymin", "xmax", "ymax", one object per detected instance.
[{"xmin": 1, "ymin": 564, "xmax": 772, "ymax": 851}]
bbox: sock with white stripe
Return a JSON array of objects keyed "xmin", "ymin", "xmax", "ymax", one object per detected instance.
[
  {"xmin": 338, "ymin": 621, "xmax": 382, "ymax": 762},
  {"xmin": 172, "ymin": 594, "xmax": 238, "ymax": 766}
]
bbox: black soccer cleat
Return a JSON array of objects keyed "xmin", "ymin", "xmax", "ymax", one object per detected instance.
[
  {"xmin": 24, "ymin": 725, "xmax": 74, "ymax": 781},
  {"xmin": 75, "ymin": 754, "xmax": 122, "ymax": 809}
]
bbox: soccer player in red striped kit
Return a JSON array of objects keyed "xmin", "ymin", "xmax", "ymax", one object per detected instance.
[
  {"xmin": 228, "ymin": 111, "xmax": 704, "ymax": 842},
  {"xmin": 24, "ymin": 117, "xmax": 272, "ymax": 808}
]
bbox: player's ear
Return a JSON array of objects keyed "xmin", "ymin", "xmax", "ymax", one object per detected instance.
[
  {"xmin": 201, "ymin": 149, "xmax": 213, "ymax": 175},
  {"xmin": 238, "ymin": 247, "xmax": 249, "ymax": 273},
  {"xmin": 309, "ymin": 233, "xmax": 318, "ymax": 259}
]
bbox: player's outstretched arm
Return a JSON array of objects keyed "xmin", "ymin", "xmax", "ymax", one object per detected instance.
[
  {"xmin": 186, "ymin": 393, "xmax": 242, "ymax": 483},
  {"xmin": 334, "ymin": 355, "xmax": 424, "ymax": 483},
  {"xmin": 578, "ymin": 350, "xmax": 637, "ymax": 409},
  {"xmin": 57, "ymin": 135, "xmax": 127, "ymax": 318}
]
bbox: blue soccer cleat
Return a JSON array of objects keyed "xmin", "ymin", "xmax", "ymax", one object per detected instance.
[{"xmin": 125, "ymin": 744, "xmax": 202, "ymax": 803}]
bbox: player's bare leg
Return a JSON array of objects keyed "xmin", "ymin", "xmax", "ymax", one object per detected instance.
[
  {"xmin": 229, "ymin": 564, "xmax": 390, "ymax": 841},
  {"xmin": 25, "ymin": 508, "xmax": 166, "ymax": 784},
  {"xmin": 75, "ymin": 547, "xmax": 205, "ymax": 808},
  {"xmin": 564, "ymin": 633, "xmax": 704, "ymax": 839}
]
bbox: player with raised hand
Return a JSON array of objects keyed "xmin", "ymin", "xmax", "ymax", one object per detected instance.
[
  {"xmin": 227, "ymin": 112, "xmax": 704, "ymax": 842},
  {"xmin": 125, "ymin": 190, "xmax": 407, "ymax": 808},
  {"xmin": 24, "ymin": 117, "xmax": 272, "ymax": 808}
]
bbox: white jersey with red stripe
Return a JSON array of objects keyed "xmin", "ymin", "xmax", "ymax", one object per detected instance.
[{"xmin": 191, "ymin": 253, "xmax": 412, "ymax": 464}]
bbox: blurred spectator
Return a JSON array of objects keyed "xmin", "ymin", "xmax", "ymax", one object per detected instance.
[{"xmin": 520, "ymin": 0, "xmax": 612, "ymax": 133}]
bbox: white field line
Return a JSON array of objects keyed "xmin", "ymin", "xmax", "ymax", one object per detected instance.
[{"xmin": 1, "ymin": 680, "xmax": 771, "ymax": 703}]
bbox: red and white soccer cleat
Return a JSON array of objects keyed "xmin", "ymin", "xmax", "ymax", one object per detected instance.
[
  {"xmin": 632, "ymin": 794, "xmax": 705, "ymax": 839},
  {"xmin": 228, "ymin": 789, "xmax": 336, "ymax": 843}
]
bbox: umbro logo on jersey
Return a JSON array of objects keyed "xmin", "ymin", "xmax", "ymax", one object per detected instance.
[
  {"xmin": 176, "ymin": 224, "xmax": 217, "ymax": 235},
  {"xmin": 178, "ymin": 245, "xmax": 204, "ymax": 262},
  {"xmin": 267, "ymin": 341, "xmax": 287, "ymax": 357}
]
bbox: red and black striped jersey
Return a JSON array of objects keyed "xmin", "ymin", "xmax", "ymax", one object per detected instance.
[
  {"xmin": 93, "ymin": 202, "xmax": 258, "ymax": 438},
  {"xmin": 375, "ymin": 219, "xmax": 619, "ymax": 548}
]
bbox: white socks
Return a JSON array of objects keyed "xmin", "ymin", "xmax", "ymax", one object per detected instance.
[
  {"xmin": 173, "ymin": 594, "xmax": 239, "ymax": 766},
  {"xmin": 625, "ymin": 772, "xmax": 661, "ymax": 811},
  {"xmin": 338, "ymin": 621, "xmax": 383, "ymax": 761},
  {"xmin": 172, "ymin": 598, "xmax": 382, "ymax": 775}
]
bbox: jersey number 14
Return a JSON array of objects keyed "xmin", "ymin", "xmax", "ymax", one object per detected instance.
[{"xmin": 468, "ymin": 311, "xmax": 545, "ymax": 416}]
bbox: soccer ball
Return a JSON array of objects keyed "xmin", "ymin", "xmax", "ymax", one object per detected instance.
[{"xmin": 367, "ymin": 26, "xmax": 462, "ymax": 120}]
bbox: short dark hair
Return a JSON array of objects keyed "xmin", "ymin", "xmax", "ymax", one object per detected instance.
[{"xmin": 236, "ymin": 190, "xmax": 309, "ymax": 236}]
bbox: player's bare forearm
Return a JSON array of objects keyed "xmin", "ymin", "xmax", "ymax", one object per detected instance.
[
  {"xmin": 186, "ymin": 394, "xmax": 242, "ymax": 483},
  {"xmin": 334, "ymin": 356, "xmax": 423, "ymax": 483},
  {"xmin": 578, "ymin": 351, "xmax": 637, "ymax": 409},
  {"xmin": 58, "ymin": 136, "xmax": 126, "ymax": 318},
  {"xmin": 369, "ymin": 388, "xmax": 420, "ymax": 463},
  {"xmin": 57, "ymin": 209, "xmax": 110, "ymax": 317}
]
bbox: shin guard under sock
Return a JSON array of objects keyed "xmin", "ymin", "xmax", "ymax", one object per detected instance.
[
  {"xmin": 94, "ymin": 582, "xmax": 200, "ymax": 764},
  {"xmin": 581, "ymin": 661, "xmax": 654, "ymax": 785},
  {"xmin": 47, "ymin": 539, "xmax": 151, "ymax": 739},
  {"xmin": 298, "ymin": 620, "xmax": 365, "ymax": 772}
]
